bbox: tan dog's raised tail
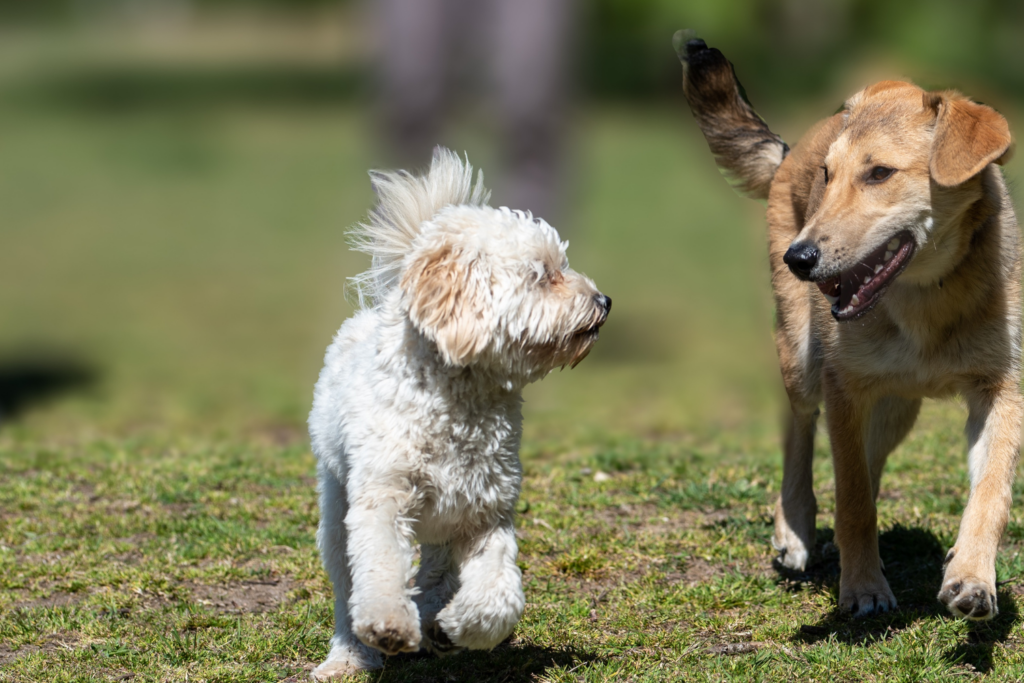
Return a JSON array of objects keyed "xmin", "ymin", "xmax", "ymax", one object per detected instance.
[{"xmin": 676, "ymin": 32, "xmax": 1020, "ymax": 620}]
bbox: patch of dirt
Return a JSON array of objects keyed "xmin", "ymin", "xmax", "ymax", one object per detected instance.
[
  {"xmin": 13, "ymin": 590, "xmax": 87, "ymax": 610},
  {"xmin": 0, "ymin": 632, "xmax": 80, "ymax": 665},
  {"xmin": 678, "ymin": 557, "xmax": 725, "ymax": 585},
  {"xmin": 100, "ymin": 499, "xmax": 156, "ymax": 516},
  {"xmin": 71, "ymin": 481, "xmax": 97, "ymax": 500},
  {"xmin": 519, "ymin": 503, "xmax": 705, "ymax": 541},
  {"xmin": 159, "ymin": 502, "xmax": 193, "ymax": 515},
  {"xmin": 95, "ymin": 534, "xmax": 154, "ymax": 566},
  {"xmin": 108, "ymin": 549, "xmax": 146, "ymax": 565},
  {"xmin": 587, "ymin": 501, "xmax": 704, "ymax": 532},
  {"xmin": 278, "ymin": 663, "xmax": 317, "ymax": 682},
  {"xmin": 707, "ymin": 641, "xmax": 762, "ymax": 655},
  {"xmin": 700, "ymin": 509, "xmax": 736, "ymax": 525},
  {"xmin": 189, "ymin": 578, "xmax": 294, "ymax": 613}
]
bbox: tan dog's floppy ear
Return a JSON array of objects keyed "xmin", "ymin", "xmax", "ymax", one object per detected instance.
[
  {"xmin": 927, "ymin": 91, "xmax": 1012, "ymax": 187},
  {"xmin": 401, "ymin": 245, "xmax": 492, "ymax": 366}
]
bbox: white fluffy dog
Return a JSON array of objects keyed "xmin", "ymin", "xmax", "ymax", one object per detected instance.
[{"xmin": 308, "ymin": 148, "xmax": 610, "ymax": 678}]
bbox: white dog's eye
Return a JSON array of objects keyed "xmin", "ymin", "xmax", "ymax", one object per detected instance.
[{"xmin": 539, "ymin": 267, "xmax": 563, "ymax": 287}]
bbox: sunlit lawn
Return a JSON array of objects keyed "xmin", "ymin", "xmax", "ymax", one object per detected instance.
[{"xmin": 3, "ymin": 75, "xmax": 1024, "ymax": 681}]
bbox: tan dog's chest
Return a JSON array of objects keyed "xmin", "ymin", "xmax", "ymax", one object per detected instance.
[{"xmin": 819, "ymin": 284, "xmax": 1018, "ymax": 398}]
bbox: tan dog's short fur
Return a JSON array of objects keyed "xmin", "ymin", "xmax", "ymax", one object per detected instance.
[{"xmin": 677, "ymin": 35, "xmax": 1021, "ymax": 619}]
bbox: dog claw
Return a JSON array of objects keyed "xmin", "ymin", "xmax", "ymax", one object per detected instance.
[{"xmin": 840, "ymin": 578, "xmax": 897, "ymax": 617}]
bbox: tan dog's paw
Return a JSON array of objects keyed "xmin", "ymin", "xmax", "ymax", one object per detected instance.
[
  {"xmin": 771, "ymin": 530, "xmax": 811, "ymax": 571},
  {"xmin": 839, "ymin": 576, "xmax": 896, "ymax": 617},
  {"xmin": 940, "ymin": 548, "xmax": 998, "ymax": 620},
  {"xmin": 938, "ymin": 577, "xmax": 997, "ymax": 620},
  {"xmin": 351, "ymin": 599, "xmax": 422, "ymax": 655},
  {"xmin": 772, "ymin": 496, "xmax": 816, "ymax": 571}
]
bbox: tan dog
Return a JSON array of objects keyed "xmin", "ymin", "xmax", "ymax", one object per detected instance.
[{"xmin": 676, "ymin": 34, "xmax": 1020, "ymax": 620}]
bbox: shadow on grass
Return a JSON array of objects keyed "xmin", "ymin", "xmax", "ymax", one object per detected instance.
[
  {"xmin": 941, "ymin": 595, "xmax": 1019, "ymax": 673},
  {"xmin": 0, "ymin": 355, "xmax": 96, "ymax": 420},
  {"xmin": 777, "ymin": 524, "xmax": 1020, "ymax": 671},
  {"xmin": 374, "ymin": 642, "xmax": 600, "ymax": 683}
]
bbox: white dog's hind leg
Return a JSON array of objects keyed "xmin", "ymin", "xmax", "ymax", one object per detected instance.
[
  {"xmin": 346, "ymin": 488, "xmax": 422, "ymax": 655},
  {"xmin": 437, "ymin": 521, "xmax": 524, "ymax": 650},
  {"xmin": 414, "ymin": 543, "xmax": 462, "ymax": 655},
  {"xmin": 312, "ymin": 468, "xmax": 383, "ymax": 679}
]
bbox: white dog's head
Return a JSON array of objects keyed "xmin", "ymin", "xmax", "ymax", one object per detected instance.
[
  {"xmin": 401, "ymin": 205, "xmax": 610, "ymax": 376},
  {"xmin": 352, "ymin": 148, "xmax": 609, "ymax": 381}
]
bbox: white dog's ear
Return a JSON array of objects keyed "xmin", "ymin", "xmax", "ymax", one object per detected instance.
[
  {"xmin": 927, "ymin": 91, "xmax": 1012, "ymax": 187},
  {"xmin": 401, "ymin": 245, "xmax": 492, "ymax": 366}
]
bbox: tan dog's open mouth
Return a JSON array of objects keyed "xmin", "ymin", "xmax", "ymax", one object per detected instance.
[{"xmin": 816, "ymin": 232, "xmax": 915, "ymax": 321}]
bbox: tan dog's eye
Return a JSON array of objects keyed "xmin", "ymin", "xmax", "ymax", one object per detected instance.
[
  {"xmin": 866, "ymin": 166, "xmax": 896, "ymax": 183},
  {"xmin": 821, "ymin": 166, "xmax": 829, "ymax": 185}
]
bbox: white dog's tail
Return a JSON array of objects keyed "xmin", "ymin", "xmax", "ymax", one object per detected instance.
[{"xmin": 349, "ymin": 147, "xmax": 490, "ymax": 307}]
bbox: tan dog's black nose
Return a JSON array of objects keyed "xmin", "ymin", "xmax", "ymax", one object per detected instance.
[{"xmin": 784, "ymin": 243, "xmax": 819, "ymax": 280}]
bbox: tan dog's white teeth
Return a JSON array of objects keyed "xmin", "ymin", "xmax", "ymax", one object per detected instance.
[
  {"xmin": 874, "ymin": 264, "xmax": 883, "ymax": 274},
  {"xmin": 887, "ymin": 238, "xmax": 900, "ymax": 251},
  {"xmin": 824, "ymin": 293, "xmax": 838, "ymax": 305},
  {"xmin": 884, "ymin": 251, "xmax": 893, "ymax": 261},
  {"xmin": 863, "ymin": 275, "xmax": 871, "ymax": 284},
  {"xmin": 851, "ymin": 294, "xmax": 861, "ymax": 306}
]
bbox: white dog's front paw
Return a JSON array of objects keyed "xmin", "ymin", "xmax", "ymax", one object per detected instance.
[
  {"xmin": 437, "ymin": 585, "xmax": 525, "ymax": 650},
  {"xmin": 310, "ymin": 658, "xmax": 363, "ymax": 681},
  {"xmin": 351, "ymin": 597, "xmax": 422, "ymax": 655},
  {"xmin": 421, "ymin": 620, "xmax": 465, "ymax": 656},
  {"xmin": 311, "ymin": 638, "xmax": 382, "ymax": 680}
]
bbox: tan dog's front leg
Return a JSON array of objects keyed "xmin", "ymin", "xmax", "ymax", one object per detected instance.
[
  {"xmin": 939, "ymin": 385, "xmax": 1023, "ymax": 620},
  {"xmin": 824, "ymin": 370, "xmax": 896, "ymax": 616},
  {"xmin": 772, "ymin": 406, "xmax": 819, "ymax": 571}
]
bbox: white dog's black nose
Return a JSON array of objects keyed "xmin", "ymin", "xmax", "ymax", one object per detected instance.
[
  {"xmin": 597, "ymin": 294, "xmax": 612, "ymax": 314},
  {"xmin": 784, "ymin": 242, "xmax": 819, "ymax": 280}
]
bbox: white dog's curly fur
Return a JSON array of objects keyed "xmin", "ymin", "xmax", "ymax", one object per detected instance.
[{"xmin": 308, "ymin": 148, "xmax": 610, "ymax": 679}]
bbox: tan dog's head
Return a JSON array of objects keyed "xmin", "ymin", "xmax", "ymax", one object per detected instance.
[{"xmin": 782, "ymin": 80, "xmax": 1012, "ymax": 320}]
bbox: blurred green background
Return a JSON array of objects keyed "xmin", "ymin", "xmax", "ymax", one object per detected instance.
[
  {"xmin": 5, "ymin": 7, "xmax": 1024, "ymax": 679},
  {"xmin": 0, "ymin": 0, "xmax": 1022, "ymax": 445}
]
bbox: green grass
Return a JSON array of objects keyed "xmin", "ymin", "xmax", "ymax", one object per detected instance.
[
  {"xmin": 6, "ymin": 404, "xmax": 1024, "ymax": 681},
  {"xmin": 4, "ymin": 64, "xmax": 1024, "ymax": 680}
]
